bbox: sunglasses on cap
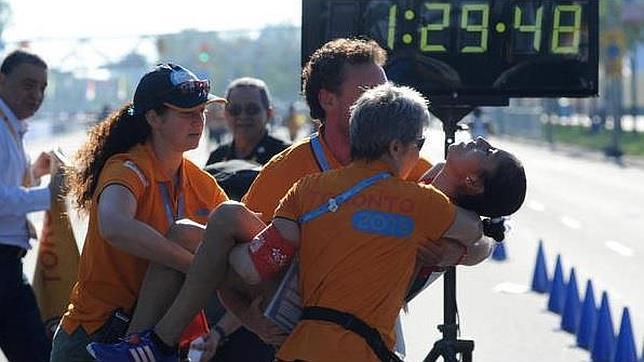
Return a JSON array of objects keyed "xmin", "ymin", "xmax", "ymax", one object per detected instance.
[
  {"xmin": 226, "ymin": 103, "xmax": 263, "ymax": 117},
  {"xmin": 175, "ymin": 79, "xmax": 211, "ymax": 97}
]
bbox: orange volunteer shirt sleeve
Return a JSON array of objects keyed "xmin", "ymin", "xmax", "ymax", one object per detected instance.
[
  {"xmin": 416, "ymin": 184, "xmax": 457, "ymax": 244},
  {"xmin": 272, "ymin": 177, "xmax": 307, "ymax": 223},
  {"xmin": 242, "ymin": 161, "xmax": 285, "ymax": 223},
  {"xmin": 406, "ymin": 156, "xmax": 432, "ymax": 182},
  {"xmin": 98, "ymin": 157, "xmax": 149, "ymax": 200}
]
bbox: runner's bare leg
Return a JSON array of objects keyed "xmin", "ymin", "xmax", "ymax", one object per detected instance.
[
  {"xmin": 127, "ymin": 220, "xmax": 205, "ymax": 333},
  {"xmin": 154, "ymin": 201, "xmax": 266, "ymax": 345}
]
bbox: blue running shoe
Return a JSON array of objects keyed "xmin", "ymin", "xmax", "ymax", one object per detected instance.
[{"xmin": 86, "ymin": 330, "xmax": 178, "ymax": 362}]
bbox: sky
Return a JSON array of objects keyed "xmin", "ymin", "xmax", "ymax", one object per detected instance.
[
  {"xmin": 3, "ymin": 0, "xmax": 301, "ymax": 40},
  {"xmin": 1, "ymin": 0, "xmax": 301, "ymax": 72}
]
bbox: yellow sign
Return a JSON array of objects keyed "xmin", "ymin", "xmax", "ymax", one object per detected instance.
[{"xmin": 32, "ymin": 152, "xmax": 80, "ymax": 340}]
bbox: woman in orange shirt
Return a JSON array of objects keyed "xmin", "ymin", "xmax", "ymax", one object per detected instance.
[{"xmin": 50, "ymin": 63, "xmax": 228, "ymax": 362}]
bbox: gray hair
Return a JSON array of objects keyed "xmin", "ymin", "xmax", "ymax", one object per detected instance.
[
  {"xmin": 225, "ymin": 77, "xmax": 272, "ymax": 109},
  {"xmin": 350, "ymin": 83, "xmax": 429, "ymax": 161}
]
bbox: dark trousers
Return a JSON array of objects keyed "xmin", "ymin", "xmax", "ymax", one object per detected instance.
[
  {"xmin": 0, "ymin": 255, "xmax": 51, "ymax": 362},
  {"xmin": 211, "ymin": 327, "xmax": 275, "ymax": 362},
  {"xmin": 50, "ymin": 325, "xmax": 108, "ymax": 362}
]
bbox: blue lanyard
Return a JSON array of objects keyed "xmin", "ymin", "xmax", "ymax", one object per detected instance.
[
  {"xmin": 310, "ymin": 133, "xmax": 331, "ymax": 172},
  {"xmin": 298, "ymin": 172, "xmax": 391, "ymax": 224},
  {"xmin": 159, "ymin": 182, "xmax": 185, "ymax": 225}
]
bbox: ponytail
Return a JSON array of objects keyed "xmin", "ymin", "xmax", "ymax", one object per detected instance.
[{"xmin": 70, "ymin": 103, "xmax": 165, "ymax": 211}]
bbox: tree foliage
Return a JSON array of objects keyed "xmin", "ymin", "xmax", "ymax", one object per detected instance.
[{"xmin": 157, "ymin": 26, "xmax": 302, "ymax": 112}]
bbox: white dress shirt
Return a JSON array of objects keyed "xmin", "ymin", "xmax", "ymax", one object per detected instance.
[{"xmin": 0, "ymin": 98, "xmax": 50, "ymax": 249}]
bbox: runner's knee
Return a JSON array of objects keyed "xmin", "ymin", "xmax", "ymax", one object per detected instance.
[
  {"xmin": 167, "ymin": 219, "xmax": 205, "ymax": 253},
  {"xmin": 207, "ymin": 201, "xmax": 247, "ymax": 230}
]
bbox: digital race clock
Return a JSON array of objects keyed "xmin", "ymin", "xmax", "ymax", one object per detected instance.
[{"xmin": 302, "ymin": 0, "xmax": 599, "ymax": 101}]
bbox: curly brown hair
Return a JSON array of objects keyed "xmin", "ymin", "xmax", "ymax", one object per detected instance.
[
  {"xmin": 70, "ymin": 103, "xmax": 166, "ymax": 211},
  {"xmin": 302, "ymin": 38, "xmax": 387, "ymax": 122}
]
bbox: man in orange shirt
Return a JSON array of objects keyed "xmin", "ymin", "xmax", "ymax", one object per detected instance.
[{"xmin": 88, "ymin": 84, "xmax": 526, "ymax": 362}]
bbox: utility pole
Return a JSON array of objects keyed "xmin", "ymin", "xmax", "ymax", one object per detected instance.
[
  {"xmin": 631, "ymin": 44, "xmax": 638, "ymax": 133},
  {"xmin": 622, "ymin": 0, "xmax": 643, "ymax": 134},
  {"xmin": 603, "ymin": 1, "xmax": 626, "ymax": 158}
]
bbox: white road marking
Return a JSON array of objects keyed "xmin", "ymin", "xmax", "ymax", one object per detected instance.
[
  {"xmin": 605, "ymin": 240, "xmax": 634, "ymax": 257},
  {"xmin": 560, "ymin": 216, "xmax": 582, "ymax": 229},
  {"xmin": 528, "ymin": 200, "xmax": 545, "ymax": 212},
  {"xmin": 493, "ymin": 282, "xmax": 530, "ymax": 294}
]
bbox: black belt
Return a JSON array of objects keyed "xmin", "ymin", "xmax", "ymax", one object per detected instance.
[
  {"xmin": 301, "ymin": 306, "xmax": 402, "ymax": 362},
  {"xmin": 0, "ymin": 244, "xmax": 27, "ymax": 259}
]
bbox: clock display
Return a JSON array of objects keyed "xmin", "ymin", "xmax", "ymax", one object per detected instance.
[{"xmin": 302, "ymin": 0, "xmax": 599, "ymax": 99}]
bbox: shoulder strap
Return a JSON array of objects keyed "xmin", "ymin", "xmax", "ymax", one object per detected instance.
[
  {"xmin": 298, "ymin": 172, "xmax": 390, "ymax": 224},
  {"xmin": 302, "ymin": 306, "xmax": 402, "ymax": 362},
  {"xmin": 309, "ymin": 132, "xmax": 331, "ymax": 172},
  {"xmin": 122, "ymin": 160, "xmax": 149, "ymax": 187}
]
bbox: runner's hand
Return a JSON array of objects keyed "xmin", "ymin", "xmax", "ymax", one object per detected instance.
[
  {"xmin": 243, "ymin": 296, "xmax": 287, "ymax": 346},
  {"xmin": 436, "ymin": 239, "xmax": 469, "ymax": 266},
  {"xmin": 192, "ymin": 331, "xmax": 219, "ymax": 361}
]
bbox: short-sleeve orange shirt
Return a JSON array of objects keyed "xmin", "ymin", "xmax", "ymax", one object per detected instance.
[
  {"xmin": 242, "ymin": 131, "xmax": 432, "ymax": 223},
  {"xmin": 274, "ymin": 160, "xmax": 455, "ymax": 362},
  {"xmin": 60, "ymin": 143, "xmax": 228, "ymax": 334}
]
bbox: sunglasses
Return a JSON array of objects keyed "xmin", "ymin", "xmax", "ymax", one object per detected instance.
[
  {"xmin": 415, "ymin": 137, "xmax": 426, "ymax": 149},
  {"xmin": 226, "ymin": 103, "xmax": 263, "ymax": 117},
  {"xmin": 175, "ymin": 79, "xmax": 211, "ymax": 97}
]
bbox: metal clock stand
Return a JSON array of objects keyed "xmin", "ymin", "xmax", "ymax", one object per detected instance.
[{"xmin": 424, "ymin": 100, "xmax": 506, "ymax": 362}]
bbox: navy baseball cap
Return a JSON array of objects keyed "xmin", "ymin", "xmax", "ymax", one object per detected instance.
[{"xmin": 132, "ymin": 63, "xmax": 225, "ymax": 115}]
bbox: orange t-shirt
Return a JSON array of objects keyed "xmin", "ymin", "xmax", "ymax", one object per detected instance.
[
  {"xmin": 274, "ymin": 160, "xmax": 456, "ymax": 362},
  {"xmin": 60, "ymin": 143, "xmax": 228, "ymax": 334},
  {"xmin": 242, "ymin": 132, "xmax": 432, "ymax": 223}
]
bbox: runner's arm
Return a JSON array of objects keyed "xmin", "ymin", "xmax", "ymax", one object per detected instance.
[{"xmin": 441, "ymin": 206, "xmax": 483, "ymax": 246}]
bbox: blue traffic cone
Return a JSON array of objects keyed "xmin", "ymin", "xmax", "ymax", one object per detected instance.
[
  {"xmin": 577, "ymin": 280, "xmax": 598, "ymax": 350},
  {"xmin": 561, "ymin": 268, "xmax": 580, "ymax": 333},
  {"xmin": 592, "ymin": 292, "xmax": 616, "ymax": 362},
  {"xmin": 614, "ymin": 307, "xmax": 637, "ymax": 362},
  {"xmin": 531, "ymin": 240, "xmax": 549, "ymax": 293},
  {"xmin": 492, "ymin": 241, "xmax": 507, "ymax": 261},
  {"xmin": 547, "ymin": 255, "xmax": 565, "ymax": 313}
]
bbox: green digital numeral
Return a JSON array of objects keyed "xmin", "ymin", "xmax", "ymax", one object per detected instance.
[
  {"xmin": 551, "ymin": 4, "xmax": 582, "ymax": 54},
  {"xmin": 514, "ymin": 5, "xmax": 543, "ymax": 51},
  {"xmin": 387, "ymin": 5, "xmax": 397, "ymax": 50},
  {"xmin": 419, "ymin": 3, "xmax": 450, "ymax": 52},
  {"xmin": 461, "ymin": 4, "xmax": 489, "ymax": 53}
]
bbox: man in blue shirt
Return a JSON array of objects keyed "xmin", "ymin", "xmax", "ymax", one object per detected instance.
[{"xmin": 0, "ymin": 49, "xmax": 53, "ymax": 361}]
